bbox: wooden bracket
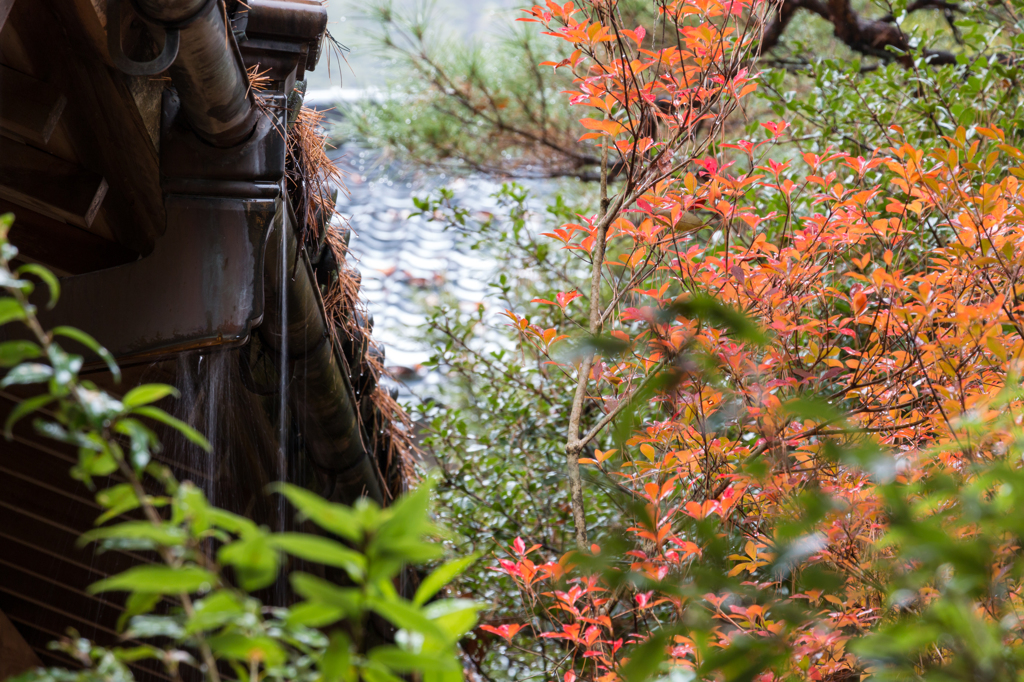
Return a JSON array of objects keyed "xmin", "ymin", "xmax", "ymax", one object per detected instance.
[
  {"xmin": 0, "ymin": 0, "xmax": 14, "ymax": 34},
  {"xmin": 0, "ymin": 607, "xmax": 40, "ymax": 680},
  {"xmin": 0, "ymin": 137, "xmax": 107, "ymax": 228},
  {"xmin": 0, "ymin": 65, "xmax": 67, "ymax": 145}
]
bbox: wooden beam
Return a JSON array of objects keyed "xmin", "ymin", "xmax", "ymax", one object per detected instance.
[
  {"xmin": 0, "ymin": 607, "xmax": 40, "ymax": 680},
  {"xmin": 0, "ymin": 65, "xmax": 66, "ymax": 145},
  {"xmin": 0, "ymin": 137, "xmax": 107, "ymax": 228},
  {"xmin": 8, "ymin": 0, "xmax": 165, "ymax": 256},
  {"xmin": 0, "ymin": 199, "xmax": 137, "ymax": 274},
  {"xmin": 0, "ymin": 0, "xmax": 14, "ymax": 34}
]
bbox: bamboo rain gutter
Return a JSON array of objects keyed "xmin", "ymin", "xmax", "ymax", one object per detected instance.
[{"xmin": 132, "ymin": 0, "xmax": 257, "ymax": 147}]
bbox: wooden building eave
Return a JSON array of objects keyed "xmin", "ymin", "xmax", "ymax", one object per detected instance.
[{"xmin": 0, "ymin": 2, "xmax": 407, "ymax": 677}]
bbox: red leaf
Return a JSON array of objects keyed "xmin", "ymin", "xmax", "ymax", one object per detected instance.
[{"xmin": 556, "ymin": 290, "xmax": 582, "ymax": 308}]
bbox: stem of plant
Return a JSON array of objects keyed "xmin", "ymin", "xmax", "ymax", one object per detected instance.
[{"xmin": 564, "ymin": 134, "xmax": 614, "ymax": 551}]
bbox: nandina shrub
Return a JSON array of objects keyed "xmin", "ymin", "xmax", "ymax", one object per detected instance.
[{"xmin": 465, "ymin": 1, "xmax": 1024, "ymax": 680}]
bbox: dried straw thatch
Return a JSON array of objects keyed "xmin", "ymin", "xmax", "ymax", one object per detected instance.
[
  {"xmin": 287, "ymin": 107, "xmax": 344, "ymax": 245},
  {"xmin": 285, "ymin": 100, "xmax": 416, "ymax": 502}
]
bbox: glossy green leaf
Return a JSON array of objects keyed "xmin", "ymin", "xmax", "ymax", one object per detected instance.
[
  {"xmin": 187, "ymin": 590, "xmax": 247, "ymax": 634},
  {"xmin": 0, "ymin": 340, "xmax": 40, "ymax": 368},
  {"xmin": 113, "ymin": 418, "xmax": 159, "ymax": 470},
  {"xmin": 45, "ymin": 344, "xmax": 82, "ymax": 388},
  {"xmin": 51, "ymin": 326, "xmax": 119, "ymax": 382},
  {"xmin": 117, "ymin": 592, "xmax": 162, "ymax": 632},
  {"xmin": 113, "ymin": 644, "xmax": 169, "ymax": 663},
  {"xmin": 413, "ymin": 553, "xmax": 479, "ymax": 606},
  {"xmin": 207, "ymin": 634, "xmax": 286, "ymax": 667},
  {"xmin": 80, "ymin": 520, "xmax": 186, "ymax": 548},
  {"xmin": 0, "ymin": 298, "xmax": 26, "ymax": 326},
  {"xmin": 320, "ymin": 631, "xmax": 354, "ymax": 682},
  {"xmin": 285, "ymin": 601, "xmax": 346, "ymax": 628},
  {"xmin": 4, "ymin": 393, "xmax": 54, "ymax": 440},
  {"xmin": 368, "ymin": 595, "xmax": 448, "ymax": 643},
  {"xmin": 17, "ymin": 263, "xmax": 59, "ymax": 309},
  {"xmin": 359, "ymin": 663, "xmax": 405, "ymax": 682},
  {"xmin": 620, "ymin": 631, "xmax": 669, "ymax": 682},
  {"xmin": 122, "ymin": 383, "xmax": 179, "ymax": 409},
  {"xmin": 269, "ymin": 482, "xmax": 364, "ymax": 543},
  {"xmin": 125, "ymin": 615, "xmax": 184, "ymax": 639},
  {"xmin": 423, "ymin": 599, "xmax": 481, "ymax": 640},
  {"xmin": 133, "ymin": 406, "xmax": 211, "ymax": 452},
  {"xmin": 290, "ymin": 573, "xmax": 362, "ymax": 615},
  {"xmin": 207, "ymin": 507, "xmax": 259, "ymax": 536},
  {"xmin": 89, "ymin": 565, "xmax": 216, "ymax": 595},
  {"xmin": 367, "ymin": 647, "xmax": 460, "ymax": 673},
  {"xmin": 1, "ymin": 362, "xmax": 52, "ymax": 388},
  {"xmin": 268, "ymin": 533, "xmax": 366, "ymax": 581},
  {"xmin": 95, "ymin": 483, "xmax": 141, "ymax": 525},
  {"xmin": 218, "ymin": 533, "xmax": 279, "ymax": 592}
]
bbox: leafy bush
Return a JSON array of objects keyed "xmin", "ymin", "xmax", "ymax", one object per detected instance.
[
  {"xmin": 376, "ymin": 0, "xmax": 1024, "ymax": 680},
  {"xmin": 0, "ymin": 212, "xmax": 477, "ymax": 682}
]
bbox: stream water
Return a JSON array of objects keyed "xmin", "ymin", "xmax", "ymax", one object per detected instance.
[{"xmin": 327, "ymin": 140, "xmax": 557, "ymax": 403}]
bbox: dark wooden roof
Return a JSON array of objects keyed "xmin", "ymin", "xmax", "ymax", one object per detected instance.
[{"xmin": 0, "ymin": 2, "xmax": 406, "ymax": 678}]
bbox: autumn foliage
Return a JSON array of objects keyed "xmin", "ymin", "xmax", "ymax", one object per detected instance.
[{"xmin": 479, "ymin": 0, "xmax": 1024, "ymax": 680}]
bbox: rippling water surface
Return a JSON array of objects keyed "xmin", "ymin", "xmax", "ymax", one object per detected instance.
[{"xmin": 327, "ymin": 140, "xmax": 555, "ymax": 400}]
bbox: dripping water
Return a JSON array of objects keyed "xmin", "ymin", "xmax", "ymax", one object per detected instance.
[
  {"xmin": 275, "ymin": 216, "xmax": 291, "ymax": 607},
  {"xmin": 279, "ymin": 222, "xmax": 289, "ymax": 474},
  {"xmin": 172, "ymin": 352, "xmax": 230, "ymax": 506}
]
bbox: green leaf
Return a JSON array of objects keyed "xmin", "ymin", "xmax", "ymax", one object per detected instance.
[
  {"xmin": 218, "ymin": 533, "xmax": 279, "ymax": 592},
  {"xmin": 367, "ymin": 647, "xmax": 459, "ymax": 673},
  {"xmin": 89, "ymin": 565, "xmax": 216, "ymax": 595},
  {"xmin": 187, "ymin": 590, "xmax": 247, "ymax": 634},
  {"xmin": 122, "ymin": 383, "xmax": 179, "ymax": 409},
  {"xmin": 4, "ymin": 393, "xmax": 54, "ymax": 440},
  {"xmin": 0, "ymin": 298, "xmax": 26, "ymax": 326},
  {"xmin": 285, "ymin": 601, "xmax": 346, "ymax": 628},
  {"xmin": 113, "ymin": 418, "xmax": 160, "ymax": 470},
  {"xmin": 207, "ymin": 507, "xmax": 259, "ymax": 536},
  {"xmin": 371, "ymin": 483, "xmax": 440, "ymax": 565},
  {"xmin": 321, "ymin": 631, "xmax": 354, "ymax": 682},
  {"xmin": 46, "ymin": 344, "xmax": 82, "ymax": 387},
  {"xmin": 117, "ymin": 592, "xmax": 162, "ymax": 632},
  {"xmin": 0, "ymin": 270, "xmax": 29, "ymax": 292},
  {"xmin": 133, "ymin": 406, "xmax": 211, "ymax": 452},
  {"xmin": 95, "ymin": 483, "xmax": 141, "ymax": 525},
  {"xmin": 17, "ymin": 263, "xmax": 59, "ymax": 309},
  {"xmin": 72, "ymin": 446, "xmax": 118, "ymax": 486},
  {"xmin": 125, "ymin": 614, "xmax": 184, "ymax": 639},
  {"xmin": 207, "ymin": 634, "xmax": 286, "ymax": 667},
  {"xmin": 290, "ymin": 573, "xmax": 362, "ymax": 615},
  {"xmin": 1, "ymin": 362, "xmax": 52, "ymax": 388},
  {"xmin": 113, "ymin": 644, "xmax": 170, "ymax": 663},
  {"xmin": 368, "ymin": 595, "xmax": 448, "ymax": 643},
  {"xmin": 76, "ymin": 387, "xmax": 123, "ymax": 423},
  {"xmin": 359, "ymin": 666, "xmax": 405, "ymax": 682},
  {"xmin": 80, "ymin": 520, "xmax": 186, "ymax": 548},
  {"xmin": 620, "ymin": 631, "xmax": 669, "ymax": 682},
  {"xmin": 662, "ymin": 294, "xmax": 767, "ymax": 345},
  {"xmin": 422, "ymin": 599, "xmax": 481, "ymax": 640},
  {"xmin": 269, "ymin": 482, "xmax": 365, "ymax": 543},
  {"xmin": 0, "ymin": 340, "xmax": 41, "ymax": 367},
  {"xmin": 0, "ymin": 213, "xmax": 12, "ymax": 240},
  {"xmin": 413, "ymin": 554, "xmax": 479, "ymax": 606},
  {"xmin": 51, "ymin": 326, "xmax": 119, "ymax": 382},
  {"xmin": 268, "ymin": 533, "xmax": 366, "ymax": 581}
]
